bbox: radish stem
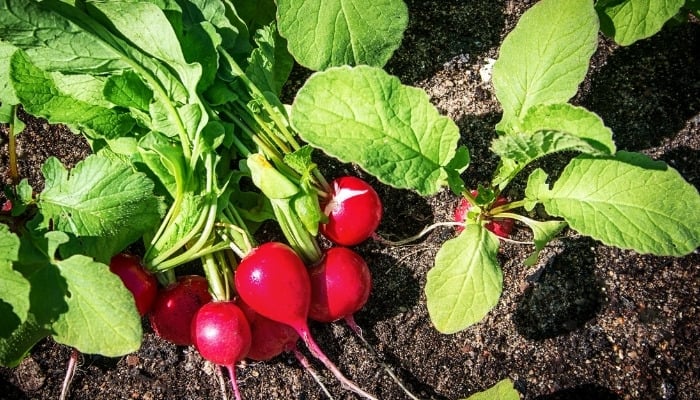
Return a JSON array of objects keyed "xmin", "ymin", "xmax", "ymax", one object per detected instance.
[
  {"xmin": 215, "ymin": 365, "xmax": 229, "ymax": 400},
  {"xmin": 345, "ymin": 316, "xmax": 422, "ymax": 400},
  {"xmin": 59, "ymin": 348, "xmax": 79, "ymax": 400},
  {"xmin": 296, "ymin": 325, "xmax": 378, "ymax": 400},
  {"xmin": 225, "ymin": 364, "xmax": 242, "ymax": 400},
  {"xmin": 293, "ymin": 347, "xmax": 335, "ymax": 400}
]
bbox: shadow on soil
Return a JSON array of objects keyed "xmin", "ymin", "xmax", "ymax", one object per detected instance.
[
  {"xmin": 362, "ymin": 252, "xmax": 422, "ymax": 323},
  {"xmin": 0, "ymin": 382, "xmax": 29, "ymax": 400},
  {"xmin": 661, "ymin": 146, "xmax": 700, "ymax": 189},
  {"xmin": 375, "ymin": 184, "xmax": 434, "ymax": 244},
  {"xmin": 386, "ymin": 0, "xmax": 507, "ymax": 84},
  {"xmin": 580, "ymin": 23, "xmax": 700, "ymax": 151},
  {"xmin": 455, "ymin": 112, "xmax": 503, "ymax": 189},
  {"xmin": 513, "ymin": 238, "xmax": 606, "ymax": 340},
  {"xmin": 534, "ymin": 383, "xmax": 622, "ymax": 400}
]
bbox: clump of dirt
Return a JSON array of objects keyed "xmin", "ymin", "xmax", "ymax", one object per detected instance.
[{"xmin": 1, "ymin": 1, "xmax": 699, "ymax": 399}]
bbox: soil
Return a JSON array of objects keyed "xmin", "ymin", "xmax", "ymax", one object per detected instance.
[{"xmin": 1, "ymin": 1, "xmax": 699, "ymax": 400}]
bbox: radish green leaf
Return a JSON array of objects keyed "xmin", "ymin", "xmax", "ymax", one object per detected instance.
[
  {"xmin": 276, "ymin": 0, "xmax": 408, "ymax": 70},
  {"xmin": 10, "ymin": 50, "xmax": 136, "ymax": 140},
  {"xmin": 491, "ymin": 103, "xmax": 616, "ymax": 188},
  {"xmin": 518, "ymin": 218, "xmax": 568, "ymax": 266},
  {"xmin": 0, "ymin": 225, "xmax": 29, "ymax": 338},
  {"xmin": 292, "ymin": 66, "xmax": 463, "ymax": 196},
  {"xmin": 38, "ymin": 155, "xmax": 161, "ymax": 263},
  {"xmin": 425, "ymin": 224, "xmax": 501, "ymax": 334},
  {"xmin": 246, "ymin": 23, "xmax": 294, "ymax": 96},
  {"xmin": 51, "ymin": 253, "xmax": 142, "ymax": 356},
  {"xmin": 462, "ymin": 378, "xmax": 520, "ymax": 400},
  {"xmin": 492, "ymin": 0, "xmax": 598, "ymax": 132},
  {"xmin": 532, "ymin": 152, "xmax": 700, "ymax": 256},
  {"xmin": 596, "ymin": 0, "xmax": 685, "ymax": 46},
  {"xmin": 519, "ymin": 104, "xmax": 616, "ymax": 154}
]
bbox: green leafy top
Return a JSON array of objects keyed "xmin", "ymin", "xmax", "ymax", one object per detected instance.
[
  {"xmin": 425, "ymin": 224, "xmax": 501, "ymax": 334},
  {"xmin": 276, "ymin": 0, "xmax": 408, "ymax": 70},
  {"xmin": 38, "ymin": 155, "xmax": 163, "ymax": 263},
  {"xmin": 292, "ymin": 65, "xmax": 466, "ymax": 196},
  {"xmin": 1, "ymin": 229, "xmax": 142, "ymax": 366},
  {"xmin": 492, "ymin": 0, "xmax": 599, "ymax": 133},
  {"xmin": 527, "ymin": 152, "xmax": 700, "ymax": 256},
  {"xmin": 463, "ymin": 379, "xmax": 520, "ymax": 400},
  {"xmin": 597, "ymin": 0, "xmax": 685, "ymax": 46}
]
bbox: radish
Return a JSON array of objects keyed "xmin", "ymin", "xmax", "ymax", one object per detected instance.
[
  {"xmin": 320, "ymin": 176, "xmax": 382, "ymax": 246},
  {"xmin": 236, "ymin": 298, "xmax": 299, "ymax": 361},
  {"xmin": 236, "ymin": 298, "xmax": 335, "ymax": 397},
  {"xmin": 454, "ymin": 190, "xmax": 514, "ymax": 237},
  {"xmin": 308, "ymin": 247, "xmax": 371, "ymax": 324},
  {"xmin": 306, "ymin": 246, "xmax": 421, "ymax": 400},
  {"xmin": 149, "ymin": 275, "xmax": 212, "ymax": 345},
  {"xmin": 109, "ymin": 253, "xmax": 158, "ymax": 316},
  {"xmin": 191, "ymin": 301, "xmax": 251, "ymax": 400},
  {"xmin": 234, "ymin": 242, "xmax": 377, "ymax": 400}
]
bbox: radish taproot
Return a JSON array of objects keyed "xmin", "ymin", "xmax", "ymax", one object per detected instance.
[
  {"xmin": 109, "ymin": 253, "xmax": 158, "ymax": 316},
  {"xmin": 308, "ymin": 247, "xmax": 371, "ymax": 324},
  {"xmin": 321, "ymin": 176, "xmax": 382, "ymax": 246},
  {"xmin": 191, "ymin": 301, "xmax": 251, "ymax": 400},
  {"xmin": 149, "ymin": 275, "xmax": 212, "ymax": 345},
  {"xmin": 454, "ymin": 190, "xmax": 514, "ymax": 238},
  {"xmin": 234, "ymin": 242, "xmax": 378, "ymax": 400}
]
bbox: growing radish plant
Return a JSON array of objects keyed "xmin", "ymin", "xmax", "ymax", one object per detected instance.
[
  {"xmin": 1, "ymin": 0, "xmax": 694, "ymax": 398},
  {"xmin": 0, "ymin": 0, "xmax": 408, "ymax": 372},
  {"xmin": 290, "ymin": 0, "xmax": 700, "ymax": 334},
  {"xmin": 454, "ymin": 190, "xmax": 514, "ymax": 238}
]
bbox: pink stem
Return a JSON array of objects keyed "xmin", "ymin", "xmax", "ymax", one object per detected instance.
[
  {"xmin": 225, "ymin": 364, "xmax": 243, "ymax": 400},
  {"xmin": 344, "ymin": 315, "xmax": 362, "ymax": 336},
  {"xmin": 344, "ymin": 316, "xmax": 421, "ymax": 400},
  {"xmin": 295, "ymin": 324, "xmax": 378, "ymax": 400},
  {"xmin": 59, "ymin": 348, "xmax": 79, "ymax": 400},
  {"xmin": 292, "ymin": 346, "xmax": 335, "ymax": 399}
]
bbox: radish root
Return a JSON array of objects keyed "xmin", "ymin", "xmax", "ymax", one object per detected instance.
[
  {"xmin": 293, "ymin": 346, "xmax": 335, "ymax": 400},
  {"xmin": 59, "ymin": 348, "xmax": 79, "ymax": 400},
  {"xmin": 345, "ymin": 316, "xmax": 422, "ymax": 400}
]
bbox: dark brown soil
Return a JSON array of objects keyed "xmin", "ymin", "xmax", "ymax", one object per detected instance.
[{"xmin": 1, "ymin": 1, "xmax": 699, "ymax": 399}]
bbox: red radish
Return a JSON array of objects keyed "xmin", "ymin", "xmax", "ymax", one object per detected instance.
[
  {"xmin": 191, "ymin": 301, "xmax": 251, "ymax": 400},
  {"xmin": 247, "ymin": 315, "xmax": 299, "ymax": 361},
  {"xmin": 1, "ymin": 199, "xmax": 12, "ymax": 213},
  {"xmin": 234, "ymin": 242, "xmax": 311, "ymax": 329},
  {"xmin": 109, "ymin": 253, "xmax": 158, "ymax": 316},
  {"xmin": 308, "ymin": 247, "xmax": 371, "ymax": 323},
  {"xmin": 305, "ymin": 247, "xmax": 420, "ymax": 400},
  {"xmin": 454, "ymin": 190, "xmax": 514, "ymax": 238},
  {"xmin": 149, "ymin": 275, "xmax": 211, "ymax": 345},
  {"xmin": 234, "ymin": 242, "xmax": 377, "ymax": 400},
  {"xmin": 236, "ymin": 298, "xmax": 334, "ymax": 397},
  {"xmin": 236, "ymin": 298, "xmax": 299, "ymax": 361},
  {"xmin": 320, "ymin": 176, "xmax": 382, "ymax": 246}
]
